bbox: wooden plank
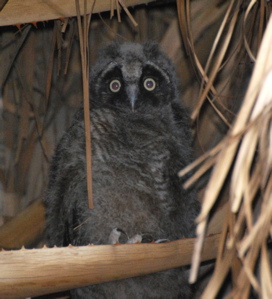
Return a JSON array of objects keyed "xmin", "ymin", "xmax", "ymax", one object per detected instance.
[
  {"xmin": 0, "ymin": 234, "xmax": 220, "ymax": 298},
  {"xmin": 0, "ymin": 0, "xmax": 154, "ymax": 27},
  {"xmin": 0, "ymin": 200, "xmax": 45, "ymax": 249}
]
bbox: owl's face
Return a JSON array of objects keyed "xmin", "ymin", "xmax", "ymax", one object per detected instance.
[{"xmin": 90, "ymin": 42, "xmax": 178, "ymax": 113}]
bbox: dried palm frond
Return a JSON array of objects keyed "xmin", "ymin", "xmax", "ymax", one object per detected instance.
[
  {"xmin": 110, "ymin": 0, "xmax": 138, "ymax": 26},
  {"xmin": 75, "ymin": 0, "xmax": 93, "ymax": 209},
  {"xmin": 177, "ymin": 0, "xmax": 272, "ymax": 127},
  {"xmin": 179, "ymin": 11, "xmax": 272, "ymax": 298}
]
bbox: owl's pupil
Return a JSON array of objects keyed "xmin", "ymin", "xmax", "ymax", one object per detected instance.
[
  {"xmin": 146, "ymin": 81, "xmax": 153, "ymax": 88},
  {"xmin": 112, "ymin": 82, "xmax": 119, "ymax": 90},
  {"xmin": 109, "ymin": 80, "xmax": 121, "ymax": 92}
]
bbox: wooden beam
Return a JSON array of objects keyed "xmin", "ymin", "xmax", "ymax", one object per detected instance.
[
  {"xmin": 0, "ymin": 200, "xmax": 45, "ymax": 249},
  {"xmin": 0, "ymin": 0, "xmax": 155, "ymax": 27},
  {"xmin": 0, "ymin": 234, "xmax": 220, "ymax": 298}
]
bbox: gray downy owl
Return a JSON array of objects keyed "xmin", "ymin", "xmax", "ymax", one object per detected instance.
[{"xmin": 44, "ymin": 42, "xmax": 200, "ymax": 298}]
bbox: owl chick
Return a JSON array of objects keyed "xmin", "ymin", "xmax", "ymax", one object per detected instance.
[{"xmin": 44, "ymin": 42, "xmax": 199, "ymax": 299}]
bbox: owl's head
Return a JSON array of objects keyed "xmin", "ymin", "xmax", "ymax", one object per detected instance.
[{"xmin": 90, "ymin": 42, "xmax": 178, "ymax": 113}]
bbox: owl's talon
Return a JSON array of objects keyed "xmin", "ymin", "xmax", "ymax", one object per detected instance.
[{"xmin": 155, "ymin": 239, "xmax": 169, "ymax": 243}]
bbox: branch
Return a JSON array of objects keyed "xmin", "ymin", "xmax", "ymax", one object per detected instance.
[{"xmin": 0, "ymin": 234, "xmax": 220, "ymax": 298}]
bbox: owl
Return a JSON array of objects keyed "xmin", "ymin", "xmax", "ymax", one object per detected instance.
[{"xmin": 44, "ymin": 42, "xmax": 199, "ymax": 298}]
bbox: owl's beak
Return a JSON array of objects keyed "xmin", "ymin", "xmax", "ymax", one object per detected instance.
[{"xmin": 126, "ymin": 84, "xmax": 138, "ymax": 111}]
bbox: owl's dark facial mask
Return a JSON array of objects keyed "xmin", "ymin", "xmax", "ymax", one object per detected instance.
[{"xmin": 93, "ymin": 62, "xmax": 174, "ymax": 112}]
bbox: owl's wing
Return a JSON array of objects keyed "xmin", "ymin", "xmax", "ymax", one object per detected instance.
[
  {"xmin": 171, "ymin": 101, "xmax": 193, "ymax": 147},
  {"xmin": 44, "ymin": 121, "xmax": 86, "ymax": 247}
]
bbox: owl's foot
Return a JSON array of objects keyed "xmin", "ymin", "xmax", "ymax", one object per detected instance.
[
  {"xmin": 108, "ymin": 228, "xmax": 169, "ymax": 244},
  {"xmin": 108, "ymin": 228, "xmax": 142, "ymax": 244}
]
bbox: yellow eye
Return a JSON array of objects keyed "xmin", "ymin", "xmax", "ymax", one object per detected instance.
[
  {"xmin": 109, "ymin": 80, "xmax": 121, "ymax": 92},
  {"xmin": 143, "ymin": 78, "xmax": 156, "ymax": 91}
]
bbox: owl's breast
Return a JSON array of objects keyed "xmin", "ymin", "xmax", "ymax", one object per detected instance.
[{"xmin": 87, "ymin": 117, "xmax": 178, "ymax": 241}]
